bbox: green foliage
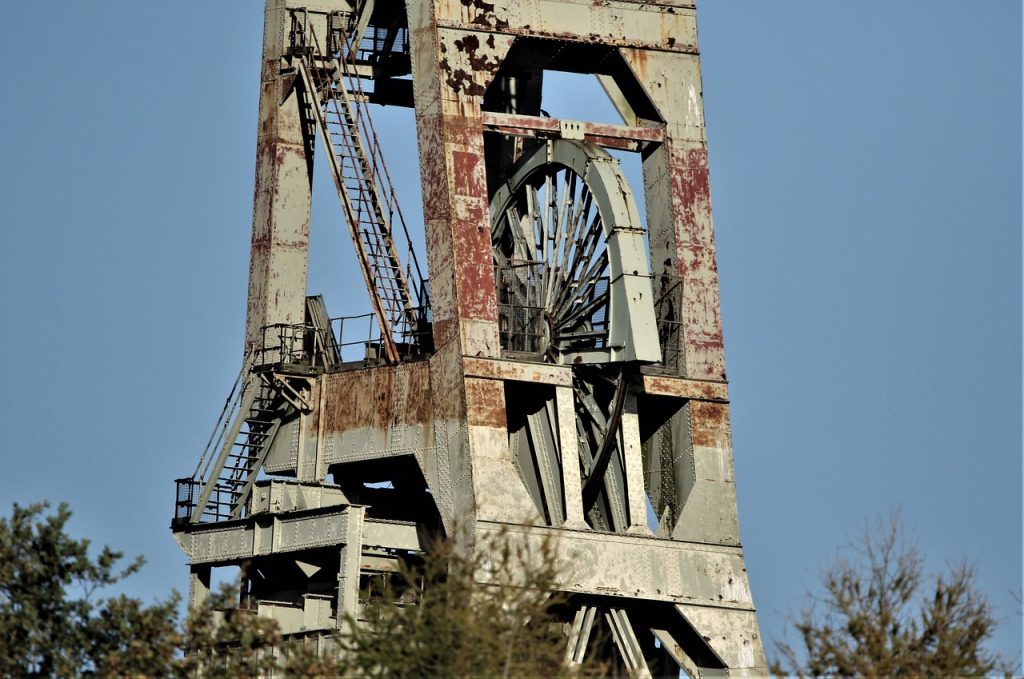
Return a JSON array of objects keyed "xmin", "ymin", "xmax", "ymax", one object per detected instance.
[
  {"xmin": 88, "ymin": 594, "xmax": 182, "ymax": 677},
  {"xmin": 179, "ymin": 586, "xmax": 283, "ymax": 678},
  {"xmin": 0, "ymin": 502, "xmax": 180, "ymax": 677},
  {"xmin": 772, "ymin": 513, "xmax": 1016, "ymax": 678}
]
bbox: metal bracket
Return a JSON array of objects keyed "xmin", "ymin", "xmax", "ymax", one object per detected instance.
[
  {"xmin": 559, "ymin": 119, "xmax": 585, "ymax": 140},
  {"xmin": 265, "ymin": 372, "xmax": 314, "ymax": 413}
]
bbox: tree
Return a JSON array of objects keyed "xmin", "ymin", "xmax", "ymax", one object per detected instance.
[
  {"xmin": 772, "ymin": 512, "xmax": 1015, "ymax": 677},
  {"xmin": 0, "ymin": 502, "xmax": 181, "ymax": 677},
  {"xmin": 0, "ymin": 501, "xmax": 594, "ymax": 677},
  {"xmin": 87, "ymin": 593, "xmax": 182, "ymax": 677},
  {"xmin": 328, "ymin": 530, "xmax": 600, "ymax": 678}
]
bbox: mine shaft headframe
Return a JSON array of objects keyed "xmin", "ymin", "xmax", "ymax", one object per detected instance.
[{"xmin": 173, "ymin": 0, "xmax": 768, "ymax": 674}]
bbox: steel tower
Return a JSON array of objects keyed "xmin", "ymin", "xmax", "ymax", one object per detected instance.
[{"xmin": 171, "ymin": 0, "xmax": 766, "ymax": 674}]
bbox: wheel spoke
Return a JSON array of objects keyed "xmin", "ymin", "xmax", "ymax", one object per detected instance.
[
  {"xmin": 558, "ymin": 290, "xmax": 610, "ymax": 334},
  {"xmin": 552, "ymin": 214, "xmax": 605, "ymax": 322},
  {"xmin": 503, "ymin": 205, "xmax": 531, "ymax": 262}
]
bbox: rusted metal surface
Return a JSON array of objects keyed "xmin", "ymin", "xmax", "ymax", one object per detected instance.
[
  {"xmin": 464, "ymin": 377, "xmax": 507, "ymax": 428},
  {"xmin": 316, "ymin": 363, "xmax": 440, "ymax": 469},
  {"xmin": 432, "ymin": 0, "xmax": 699, "ymax": 54},
  {"xmin": 411, "ymin": 4, "xmax": 510, "ymax": 355},
  {"xmin": 670, "ymin": 145, "xmax": 727, "ymax": 381},
  {"xmin": 639, "ymin": 373, "xmax": 729, "ymax": 402},
  {"xmin": 690, "ymin": 400, "xmax": 729, "ymax": 449},
  {"xmin": 321, "ymin": 366, "xmax": 425, "ymax": 433},
  {"xmin": 628, "ymin": 48, "xmax": 726, "ymax": 383},
  {"xmin": 463, "ymin": 356, "xmax": 572, "ymax": 385}
]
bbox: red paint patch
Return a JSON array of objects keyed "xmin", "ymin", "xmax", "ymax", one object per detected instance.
[
  {"xmin": 669, "ymin": 146, "xmax": 712, "ymax": 242},
  {"xmin": 465, "ymin": 378, "xmax": 507, "ymax": 428},
  {"xmin": 452, "ymin": 151, "xmax": 481, "ymax": 196},
  {"xmin": 452, "ymin": 213, "xmax": 498, "ymax": 321}
]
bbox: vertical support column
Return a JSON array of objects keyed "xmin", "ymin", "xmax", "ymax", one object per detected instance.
[
  {"xmin": 314, "ymin": 376, "xmax": 328, "ymax": 481},
  {"xmin": 408, "ymin": 0, "xmax": 522, "ymax": 532},
  {"xmin": 336, "ymin": 507, "xmax": 365, "ymax": 628},
  {"xmin": 408, "ymin": 1, "xmax": 514, "ymax": 356},
  {"xmin": 296, "ymin": 378, "xmax": 318, "ymax": 482},
  {"xmin": 633, "ymin": 50, "xmax": 725, "ymax": 382},
  {"xmin": 245, "ymin": 0, "xmax": 313, "ymax": 354},
  {"xmin": 188, "ymin": 564, "xmax": 212, "ymax": 613},
  {"xmin": 620, "ymin": 392, "xmax": 650, "ymax": 535},
  {"xmin": 625, "ymin": 48, "xmax": 741, "ymax": 545},
  {"xmin": 624, "ymin": 39, "xmax": 765, "ymax": 671},
  {"xmin": 555, "ymin": 385, "xmax": 587, "ymax": 529}
]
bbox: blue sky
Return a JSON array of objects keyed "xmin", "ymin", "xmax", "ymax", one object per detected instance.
[{"xmin": 0, "ymin": 0, "xmax": 1019, "ymax": 665}]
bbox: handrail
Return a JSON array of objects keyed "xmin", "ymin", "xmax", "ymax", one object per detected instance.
[{"xmin": 192, "ymin": 351, "xmax": 254, "ymax": 480}]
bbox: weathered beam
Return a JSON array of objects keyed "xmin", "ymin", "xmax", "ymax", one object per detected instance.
[
  {"xmin": 638, "ymin": 373, "xmax": 729, "ymax": 402},
  {"xmin": 481, "ymin": 112, "xmax": 663, "ymax": 151},
  {"xmin": 463, "ymin": 356, "xmax": 572, "ymax": 386}
]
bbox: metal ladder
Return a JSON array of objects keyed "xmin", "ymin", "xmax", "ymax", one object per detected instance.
[{"xmin": 294, "ymin": 18, "xmax": 426, "ymax": 364}]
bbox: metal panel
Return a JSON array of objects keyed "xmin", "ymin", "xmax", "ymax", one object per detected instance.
[
  {"xmin": 189, "ymin": 523, "xmax": 258, "ymax": 564},
  {"xmin": 362, "ymin": 518, "xmax": 421, "ymax": 551},
  {"xmin": 463, "ymin": 356, "xmax": 573, "ymax": 386},
  {"xmin": 475, "ymin": 522, "xmax": 757, "ymax": 609},
  {"xmin": 555, "ymin": 386, "xmax": 587, "ymax": 528},
  {"xmin": 187, "ymin": 508, "xmax": 351, "ymax": 565},
  {"xmin": 639, "ymin": 373, "xmax": 729, "ymax": 402},
  {"xmin": 433, "ymin": 0, "xmax": 698, "ymax": 53}
]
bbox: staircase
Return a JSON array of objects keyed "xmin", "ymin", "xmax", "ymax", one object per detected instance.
[
  {"xmin": 189, "ymin": 374, "xmax": 283, "ymax": 523},
  {"xmin": 294, "ymin": 20, "xmax": 427, "ymax": 364}
]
